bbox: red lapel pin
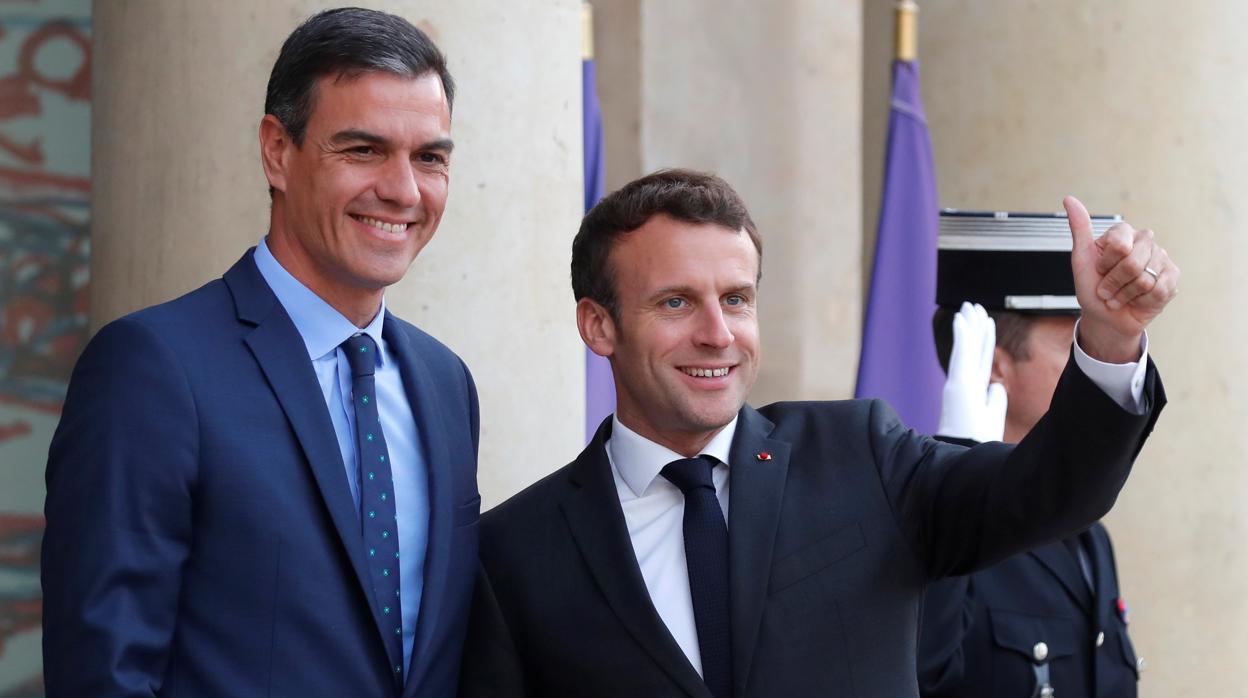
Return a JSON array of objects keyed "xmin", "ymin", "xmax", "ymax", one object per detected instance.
[{"xmin": 756, "ymin": 451, "xmax": 772, "ymax": 461}]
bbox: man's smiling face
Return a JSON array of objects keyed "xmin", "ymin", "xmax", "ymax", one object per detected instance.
[
  {"xmin": 600, "ymin": 215, "xmax": 761, "ymax": 453},
  {"xmin": 262, "ymin": 70, "xmax": 452, "ymax": 314}
]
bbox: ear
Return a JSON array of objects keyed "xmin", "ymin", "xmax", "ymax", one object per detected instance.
[
  {"xmin": 259, "ymin": 114, "xmax": 293, "ymax": 194},
  {"xmin": 990, "ymin": 345, "xmax": 1013, "ymax": 387},
  {"xmin": 576, "ymin": 298, "xmax": 617, "ymax": 358}
]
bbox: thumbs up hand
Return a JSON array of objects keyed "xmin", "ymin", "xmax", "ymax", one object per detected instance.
[{"xmin": 1065, "ymin": 196, "xmax": 1179, "ymax": 363}]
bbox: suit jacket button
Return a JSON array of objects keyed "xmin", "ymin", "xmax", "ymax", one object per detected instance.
[
  {"xmin": 1033, "ymin": 641, "xmax": 1049, "ymax": 662},
  {"xmin": 1096, "ymin": 631, "xmax": 1105, "ymax": 647}
]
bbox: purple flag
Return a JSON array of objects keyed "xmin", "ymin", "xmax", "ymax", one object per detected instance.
[
  {"xmin": 854, "ymin": 60, "xmax": 943, "ymax": 434},
  {"xmin": 583, "ymin": 58, "xmax": 615, "ymax": 441}
]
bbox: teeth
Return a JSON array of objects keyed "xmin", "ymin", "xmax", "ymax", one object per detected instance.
[
  {"xmin": 681, "ymin": 367, "xmax": 730, "ymax": 378},
  {"xmin": 354, "ymin": 215, "xmax": 408, "ymax": 234}
]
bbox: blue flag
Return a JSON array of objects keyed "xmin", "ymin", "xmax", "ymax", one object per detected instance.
[
  {"xmin": 854, "ymin": 59, "xmax": 943, "ymax": 434},
  {"xmin": 582, "ymin": 57, "xmax": 614, "ymax": 441}
]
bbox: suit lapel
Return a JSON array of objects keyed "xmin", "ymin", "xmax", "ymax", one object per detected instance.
[
  {"xmin": 561, "ymin": 420, "xmax": 711, "ymax": 698},
  {"xmin": 1028, "ymin": 538, "xmax": 1093, "ymax": 616},
  {"xmin": 224, "ymin": 253, "xmax": 387, "ymax": 648},
  {"xmin": 383, "ymin": 317, "xmax": 454, "ymax": 693},
  {"xmin": 726, "ymin": 407, "xmax": 790, "ymax": 696}
]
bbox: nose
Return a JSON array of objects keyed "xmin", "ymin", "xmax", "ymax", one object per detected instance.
[
  {"xmin": 375, "ymin": 156, "xmax": 422, "ymax": 210},
  {"xmin": 692, "ymin": 303, "xmax": 734, "ymax": 349}
]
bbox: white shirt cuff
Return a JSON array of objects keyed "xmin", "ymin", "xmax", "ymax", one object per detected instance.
[{"xmin": 1071, "ymin": 319, "xmax": 1149, "ymax": 415}]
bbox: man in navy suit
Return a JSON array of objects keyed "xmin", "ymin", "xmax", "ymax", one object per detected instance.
[
  {"xmin": 42, "ymin": 9, "xmax": 480, "ymax": 696},
  {"xmin": 920, "ymin": 209, "xmax": 1150, "ymax": 697},
  {"xmin": 461, "ymin": 170, "xmax": 1176, "ymax": 696}
]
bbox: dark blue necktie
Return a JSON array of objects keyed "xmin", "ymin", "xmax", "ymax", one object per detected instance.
[
  {"xmin": 343, "ymin": 333, "xmax": 405, "ymax": 683},
  {"xmin": 662, "ymin": 455, "xmax": 731, "ymax": 698}
]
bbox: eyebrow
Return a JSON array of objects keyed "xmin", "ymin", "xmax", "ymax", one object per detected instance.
[
  {"xmin": 329, "ymin": 129, "xmax": 389, "ymax": 147},
  {"xmin": 647, "ymin": 285, "xmax": 696, "ymax": 302},
  {"xmin": 328, "ymin": 130, "xmax": 455, "ymax": 154},
  {"xmin": 721, "ymin": 283, "xmax": 757, "ymax": 298},
  {"xmin": 647, "ymin": 282, "xmax": 755, "ymax": 303},
  {"xmin": 422, "ymin": 137, "xmax": 455, "ymax": 154}
]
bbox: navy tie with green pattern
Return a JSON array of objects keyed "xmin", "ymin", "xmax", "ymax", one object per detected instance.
[{"xmin": 343, "ymin": 333, "xmax": 405, "ymax": 682}]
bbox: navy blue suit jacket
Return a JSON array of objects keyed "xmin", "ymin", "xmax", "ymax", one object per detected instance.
[
  {"xmin": 43, "ymin": 251, "xmax": 481, "ymax": 697},
  {"xmin": 462, "ymin": 357, "xmax": 1162, "ymax": 697}
]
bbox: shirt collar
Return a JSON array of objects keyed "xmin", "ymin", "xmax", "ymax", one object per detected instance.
[
  {"xmin": 608, "ymin": 415, "xmax": 738, "ymax": 498},
  {"xmin": 253, "ymin": 236, "xmax": 388, "ymax": 364}
]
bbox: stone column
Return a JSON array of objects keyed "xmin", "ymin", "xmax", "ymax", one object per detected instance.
[
  {"xmin": 865, "ymin": 2, "xmax": 1246, "ymax": 693},
  {"xmin": 593, "ymin": 0, "xmax": 864, "ymax": 404},
  {"xmin": 91, "ymin": 0, "xmax": 586, "ymax": 506}
]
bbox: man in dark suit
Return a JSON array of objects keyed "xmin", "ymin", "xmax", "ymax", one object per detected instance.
[
  {"xmin": 461, "ymin": 170, "xmax": 1176, "ymax": 697},
  {"xmin": 920, "ymin": 210, "xmax": 1148, "ymax": 697},
  {"xmin": 42, "ymin": 9, "xmax": 480, "ymax": 696}
]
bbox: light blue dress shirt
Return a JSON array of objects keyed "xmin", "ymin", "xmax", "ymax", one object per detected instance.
[{"xmin": 254, "ymin": 238, "xmax": 428, "ymax": 678}]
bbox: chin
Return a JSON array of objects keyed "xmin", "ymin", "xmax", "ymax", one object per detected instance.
[
  {"xmin": 353, "ymin": 261, "xmax": 410, "ymax": 289},
  {"xmin": 680, "ymin": 406, "xmax": 740, "ymax": 432}
]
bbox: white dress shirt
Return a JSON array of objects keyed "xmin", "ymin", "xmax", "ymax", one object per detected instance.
[
  {"xmin": 607, "ymin": 416, "xmax": 736, "ymax": 678},
  {"xmin": 605, "ymin": 331, "xmax": 1148, "ymax": 676}
]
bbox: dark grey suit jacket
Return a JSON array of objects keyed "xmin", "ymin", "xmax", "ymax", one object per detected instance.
[{"xmin": 461, "ymin": 357, "xmax": 1163, "ymax": 697}]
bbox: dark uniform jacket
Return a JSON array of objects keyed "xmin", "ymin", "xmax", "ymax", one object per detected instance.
[{"xmin": 919, "ymin": 436, "xmax": 1141, "ymax": 698}]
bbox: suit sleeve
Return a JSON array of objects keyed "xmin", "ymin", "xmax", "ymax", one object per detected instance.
[
  {"xmin": 873, "ymin": 353, "xmax": 1164, "ymax": 579},
  {"xmin": 42, "ymin": 318, "xmax": 198, "ymax": 697},
  {"xmin": 459, "ymin": 563, "xmax": 525, "ymax": 698},
  {"xmin": 461, "ymin": 356, "xmax": 481, "ymax": 460}
]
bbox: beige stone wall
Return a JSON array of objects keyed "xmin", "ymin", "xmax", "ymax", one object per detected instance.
[
  {"xmin": 91, "ymin": 0, "xmax": 586, "ymax": 508},
  {"xmin": 865, "ymin": 2, "xmax": 1245, "ymax": 694},
  {"xmin": 593, "ymin": 0, "xmax": 864, "ymax": 406}
]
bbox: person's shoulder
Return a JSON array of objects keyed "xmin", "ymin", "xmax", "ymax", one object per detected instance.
[
  {"xmin": 748, "ymin": 399, "xmax": 923, "ymax": 463},
  {"xmin": 1088, "ymin": 520, "xmax": 1117, "ymax": 550},
  {"xmin": 481, "ymin": 460, "xmax": 581, "ymax": 533},
  {"xmin": 90, "ymin": 277, "xmax": 233, "ymax": 351},
  {"xmin": 130, "ymin": 277, "xmax": 232, "ymax": 323},
  {"xmin": 386, "ymin": 312, "xmax": 467, "ymax": 367},
  {"xmin": 754, "ymin": 398, "xmax": 882, "ymax": 430}
]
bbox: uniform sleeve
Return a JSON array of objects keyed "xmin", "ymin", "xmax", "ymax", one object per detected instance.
[{"xmin": 42, "ymin": 318, "xmax": 198, "ymax": 697}]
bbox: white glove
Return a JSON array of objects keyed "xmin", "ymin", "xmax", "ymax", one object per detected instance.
[{"xmin": 937, "ymin": 302, "xmax": 1007, "ymax": 442}]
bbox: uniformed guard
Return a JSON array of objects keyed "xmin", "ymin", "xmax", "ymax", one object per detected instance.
[{"xmin": 918, "ymin": 210, "xmax": 1145, "ymax": 698}]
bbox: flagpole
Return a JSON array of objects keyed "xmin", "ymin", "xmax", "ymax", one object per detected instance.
[
  {"xmin": 895, "ymin": 0, "xmax": 918, "ymax": 62},
  {"xmin": 582, "ymin": 2, "xmax": 594, "ymax": 61}
]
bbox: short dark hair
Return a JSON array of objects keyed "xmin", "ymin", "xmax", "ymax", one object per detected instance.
[
  {"xmin": 265, "ymin": 7, "xmax": 455, "ymax": 146},
  {"xmin": 931, "ymin": 307, "xmax": 1037, "ymax": 373},
  {"xmin": 571, "ymin": 168, "xmax": 762, "ymax": 320}
]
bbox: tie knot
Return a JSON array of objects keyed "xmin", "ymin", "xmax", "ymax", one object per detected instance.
[
  {"xmin": 342, "ymin": 333, "xmax": 378, "ymax": 378},
  {"xmin": 661, "ymin": 455, "xmax": 718, "ymax": 494}
]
